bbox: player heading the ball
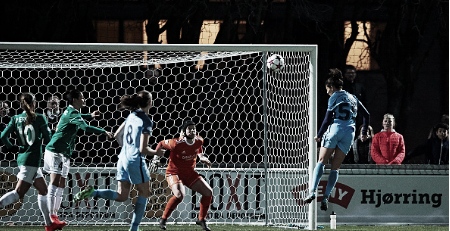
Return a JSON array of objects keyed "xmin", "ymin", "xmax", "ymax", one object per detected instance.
[
  {"xmin": 304, "ymin": 68, "xmax": 370, "ymax": 211},
  {"xmin": 73, "ymin": 90, "xmax": 165, "ymax": 231},
  {"xmin": 157, "ymin": 120, "xmax": 212, "ymax": 231},
  {"xmin": 44, "ymin": 88, "xmax": 114, "ymax": 227}
]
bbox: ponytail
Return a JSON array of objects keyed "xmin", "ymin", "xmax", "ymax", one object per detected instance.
[
  {"xmin": 64, "ymin": 88, "xmax": 82, "ymax": 106},
  {"xmin": 325, "ymin": 68, "xmax": 344, "ymax": 89},
  {"xmin": 20, "ymin": 93, "xmax": 36, "ymax": 125},
  {"xmin": 120, "ymin": 90, "xmax": 152, "ymax": 110}
]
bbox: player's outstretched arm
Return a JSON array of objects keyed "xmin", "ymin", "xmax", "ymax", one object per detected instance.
[
  {"xmin": 91, "ymin": 110, "xmax": 101, "ymax": 118},
  {"xmin": 139, "ymin": 133, "xmax": 166, "ymax": 156},
  {"xmin": 104, "ymin": 131, "xmax": 114, "ymax": 139},
  {"xmin": 70, "ymin": 111, "xmax": 106, "ymax": 135}
]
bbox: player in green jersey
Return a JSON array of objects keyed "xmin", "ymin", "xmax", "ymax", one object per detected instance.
[
  {"xmin": 43, "ymin": 88, "xmax": 114, "ymax": 227},
  {"xmin": 0, "ymin": 93, "xmax": 64, "ymax": 231}
]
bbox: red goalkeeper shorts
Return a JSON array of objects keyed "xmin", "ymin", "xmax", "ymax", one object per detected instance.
[{"xmin": 166, "ymin": 169, "xmax": 201, "ymax": 188}]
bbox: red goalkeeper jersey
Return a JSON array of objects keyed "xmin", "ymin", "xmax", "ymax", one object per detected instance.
[{"xmin": 156, "ymin": 136, "xmax": 204, "ymax": 175}]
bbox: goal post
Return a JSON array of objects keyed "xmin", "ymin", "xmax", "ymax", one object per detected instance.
[{"xmin": 0, "ymin": 42, "xmax": 317, "ymax": 229}]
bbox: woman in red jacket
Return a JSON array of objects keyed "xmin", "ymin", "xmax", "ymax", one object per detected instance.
[{"xmin": 371, "ymin": 113, "xmax": 405, "ymax": 164}]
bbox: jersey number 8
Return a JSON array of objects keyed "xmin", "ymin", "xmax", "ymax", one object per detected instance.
[{"xmin": 126, "ymin": 125, "xmax": 133, "ymax": 144}]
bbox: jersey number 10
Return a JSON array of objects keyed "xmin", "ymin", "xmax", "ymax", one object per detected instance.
[{"xmin": 18, "ymin": 124, "xmax": 35, "ymax": 146}]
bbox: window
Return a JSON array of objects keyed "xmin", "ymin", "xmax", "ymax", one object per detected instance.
[
  {"xmin": 95, "ymin": 20, "xmax": 146, "ymax": 43},
  {"xmin": 344, "ymin": 21, "xmax": 385, "ymax": 70},
  {"xmin": 95, "ymin": 20, "xmax": 119, "ymax": 43}
]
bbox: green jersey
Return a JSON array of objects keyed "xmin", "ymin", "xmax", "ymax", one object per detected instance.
[
  {"xmin": 0, "ymin": 113, "xmax": 52, "ymax": 167},
  {"xmin": 45, "ymin": 106, "xmax": 106, "ymax": 158}
]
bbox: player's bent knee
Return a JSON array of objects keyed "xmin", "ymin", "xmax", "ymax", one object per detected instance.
[
  {"xmin": 17, "ymin": 192, "xmax": 26, "ymax": 199},
  {"xmin": 37, "ymin": 189, "xmax": 48, "ymax": 196},
  {"xmin": 174, "ymin": 193, "xmax": 185, "ymax": 201},
  {"xmin": 116, "ymin": 193, "xmax": 128, "ymax": 202},
  {"xmin": 203, "ymin": 188, "xmax": 213, "ymax": 197}
]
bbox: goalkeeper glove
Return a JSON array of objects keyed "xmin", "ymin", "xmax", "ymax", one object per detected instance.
[{"xmin": 149, "ymin": 155, "xmax": 161, "ymax": 173}]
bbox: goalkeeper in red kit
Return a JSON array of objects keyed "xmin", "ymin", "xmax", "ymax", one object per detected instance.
[{"xmin": 156, "ymin": 120, "xmax": 213, "ymax": 231}]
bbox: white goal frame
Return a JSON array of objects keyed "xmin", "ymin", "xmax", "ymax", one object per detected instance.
[{"xmin": 0, "ymin": 42, "xmax": 318, "ymax": 230}]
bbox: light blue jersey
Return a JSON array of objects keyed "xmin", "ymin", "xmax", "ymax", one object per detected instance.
[
  {"xmin": 119, "ymin": 109, "xmax": 153, "ymax": 163},
  {"xmin": 117, "ymin": 109, "xmax": 153, "ymax": 184},
  {"xmin": 327, "ymin": 90, "xmax": 358, "ymax": 130},
  {"xmin": 322, "ymin": 90, "xmax": 359, "ymax": 154}
]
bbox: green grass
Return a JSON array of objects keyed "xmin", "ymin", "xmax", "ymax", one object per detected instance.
[{"xmin": 1, "ymin": 225, "xmax": 448, "ymax": 231}]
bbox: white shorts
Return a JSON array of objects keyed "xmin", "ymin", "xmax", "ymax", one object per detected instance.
[
  {"xmin": 43, "ymin": 150, "xmax": 71, "ymax": 178},
  {"xmin": 17, "ymin": 165, "xmax": 44, "ymax": 184}
]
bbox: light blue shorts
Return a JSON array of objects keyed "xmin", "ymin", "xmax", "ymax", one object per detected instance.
[
  {"xmin": 116, "ymin": 157, "xmax": 150, "ymax": 184},
  {"xmin": 321, "ymin": 123, "xmax": 355, "ymax": 154}
]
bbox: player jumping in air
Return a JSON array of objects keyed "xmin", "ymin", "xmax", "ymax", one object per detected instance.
[
  {"xmin": 44, "ymin": 88, "xmax": 114, "ymax": 226},
  {"xmin": 304, "ymin": 68, "xmax": 370, "ymax": 210},
  {"xmin": 157, "ymin": 120, "xmax": 213, "ymax": 231},
  {"xmin": 0, "ymin": 93, "xmax": 61, "ymax": 231},
  {"xmin": 73, "ymin": 90, "xmax": 165, "ymax": 231}
]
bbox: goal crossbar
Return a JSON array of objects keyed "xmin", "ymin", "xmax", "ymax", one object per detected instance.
[{"xmin": 0, "ymin": 42, "xmax": 318, "ymax": 230}]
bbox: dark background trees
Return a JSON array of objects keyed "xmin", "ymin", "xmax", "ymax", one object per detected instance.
[{"xmin": 0, "ymin": 0, "xmax": 448, "ymax": 159}]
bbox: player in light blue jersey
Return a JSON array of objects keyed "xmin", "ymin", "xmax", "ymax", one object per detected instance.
[
  {"xmin": 304, "ymin": 68, "xmax": 370, "ymax": 211},
  {"xmin": 73, "ymin": 90, "xmax": 165, "ymax": 231}
]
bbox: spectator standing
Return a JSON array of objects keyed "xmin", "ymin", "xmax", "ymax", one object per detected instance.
[
  {"xmin": 0, "ymin": 101, "xmax": 11, "ymax": 118},
  {"xmin": 45, "ymin": 96, "xmax": 61, "ymax": 132},
  {"xmin": 1, "ymin": 100, "xmax": 19, "ymax": 161},
  {"xmin": 371, "ymin": 113, "xmax": 405, "ymax": 165},
  {"xmin": 406, "ymin": 123, "xmax": 448, "ymax": 165},
  {"xmin": 427, "ymin": 114, "xmax": 449, "ymax": 139},
  {"xmin": 343, "ymin": 65, "xmax": 366, "ymax": 107},
  {"xmin": 342, "ymin": 65, "xmax": 367, "ymax": 163},
  {"xmin": 353, "ymin": 125, "xmax": 375, "ymax": 164}
]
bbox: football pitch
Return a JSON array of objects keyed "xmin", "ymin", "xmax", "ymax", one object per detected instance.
[{"xmin": 1, "ymin": 225, "xmax": 448, "ymax": 231}]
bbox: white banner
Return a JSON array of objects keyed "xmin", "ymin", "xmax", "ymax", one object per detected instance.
[
  {"xmin": 0, "ymin": 167, "xmax": 447, "ymax": 225},
  {"xmin": 311, "ymin": 174, "xmax": 449, "ymax": 224}
]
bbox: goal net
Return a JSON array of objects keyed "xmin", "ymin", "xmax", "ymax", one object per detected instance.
[{"xmin": 0, "ymin": 42, "xmax": 317, "ymax": 229}]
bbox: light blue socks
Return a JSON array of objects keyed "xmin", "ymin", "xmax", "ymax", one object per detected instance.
[
  {"xmin": 92, "ymin": 189, "xmax": 118, "ymax": 200},
  {"xmin": 130, "ymin": 196, "xmax": 147, "ymax": 231},
  {"xmin": 311, "ymin": 162, "xmax": 325, "ymax": 194},
  {"xmin": 324, "ymin": 170, "xmax": 339, "ymax": 198},
  {"xmin": 91, "ymin": 190, "xmax": 145, "ymax": 231}
]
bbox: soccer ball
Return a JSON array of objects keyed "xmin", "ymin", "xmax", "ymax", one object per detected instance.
[{"xmin": 267, "ymin": 54, "xmax": 285, "ymax": 72}]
